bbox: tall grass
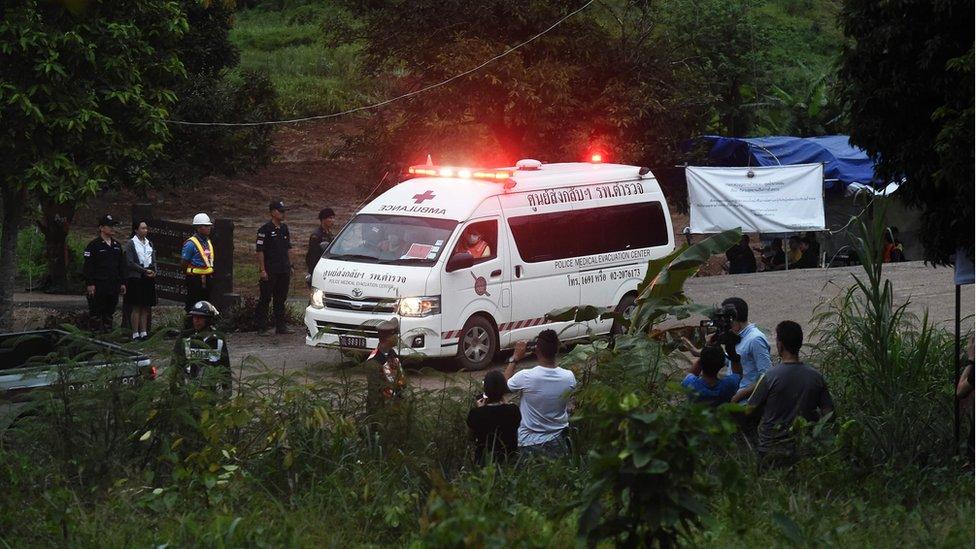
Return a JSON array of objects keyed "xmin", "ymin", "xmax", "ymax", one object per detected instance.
[{"xmin": 812, "ymin": 206, "xmax": 962, "ymax": 470}]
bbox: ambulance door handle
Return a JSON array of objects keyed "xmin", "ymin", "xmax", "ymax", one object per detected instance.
[
  {"xmin": 514, "ymin": 265, "xmax": 522, "ymax": 278},
  {"xmin": 490, "ymin": 269, "xmax": 502, "ymax": 278}
]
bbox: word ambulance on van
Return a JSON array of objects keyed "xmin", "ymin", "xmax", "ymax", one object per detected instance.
[{"xmin": 304, "ymin": 158, "xmax": 675, "ymax": 370}]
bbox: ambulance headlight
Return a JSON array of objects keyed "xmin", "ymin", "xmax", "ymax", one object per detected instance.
[
  {"xmin": 310, "ymin": 289, "xmax": 325, "ymax": 309},
  {"xmin": 398, "ymin": 296, "xmax": 441, "ymax": 317}
]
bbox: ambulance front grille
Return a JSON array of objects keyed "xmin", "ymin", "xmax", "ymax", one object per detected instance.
[
  {"xmin": 314, "ymin": 321, "xmax": 382, "ymax": 338},
  {"xmin": 323, "ymin": 293, "xmax": 398, "ymax": 313}
]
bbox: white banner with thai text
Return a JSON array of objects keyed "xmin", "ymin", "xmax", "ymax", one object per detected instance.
[{"xmin": 687, "ymin": 164, "xmax": 825, "ymax": 233}]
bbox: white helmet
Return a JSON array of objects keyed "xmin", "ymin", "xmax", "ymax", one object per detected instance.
[{"xmin": 192, "ymin": 213, "xmax": 213, "ymax": 226}]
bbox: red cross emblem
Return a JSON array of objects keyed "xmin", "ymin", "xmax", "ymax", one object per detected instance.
[{"xmin": 412, "ymin": 190, "xmax": 436, "ymax": 204}]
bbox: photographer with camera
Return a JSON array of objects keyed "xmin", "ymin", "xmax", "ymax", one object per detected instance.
[
  {"xmin": 467, "ymin": 370, "xmax": 521, "ymax": 464},
  {"xmin": 686, "ymin": 297, "xmax": 772, "ymax": 404},
  {"xmin": 681, "ymin": 344, "xmax": 743, "ymax": 405},
  {"xmin": 719, "ymin": 298, "xmax": 772, "ymax": 403}
]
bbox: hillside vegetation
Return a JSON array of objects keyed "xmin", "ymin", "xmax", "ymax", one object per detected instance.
[{"xmin": 231, "ymin": 0, "xmax": 845, "ymax": 135}]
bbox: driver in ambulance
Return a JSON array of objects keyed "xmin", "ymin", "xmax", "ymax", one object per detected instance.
[{"xmin": 458, "ymin": 227, "xmax": 491, "ymax": 259}]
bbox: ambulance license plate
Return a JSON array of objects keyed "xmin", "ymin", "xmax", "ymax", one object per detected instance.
[{"xmin": 339, "ymin": 335, "xmax": 367, "ymax": 349}]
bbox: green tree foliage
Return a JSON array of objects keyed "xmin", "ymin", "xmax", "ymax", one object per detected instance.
[
  {"xmin": 0, "ymin": 0, "xmax": 187, "ymax": 326},
  {"xmin": 838, "ymin": 0, "xmax": 974, "ymax": 264},
  {"xmin": 152, "ymin": 0, "xmax": 280, "ymax": 185},
  {"xmin": 30, "ymin": 1, "xmax": 279, "ymax": 293},
  {"xmin": 341, "ymin": 0, "xmax": 769, "ymax": 179}
]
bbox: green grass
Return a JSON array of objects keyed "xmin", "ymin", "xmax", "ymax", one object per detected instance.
[{"xmin": 230, "ymin": 7, "xmax": 366, "ymax": 117}]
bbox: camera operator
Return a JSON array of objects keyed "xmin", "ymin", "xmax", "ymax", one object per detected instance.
[
  {"xmin": 696, "ymin": 297, "xmax": 771, "ymax": 403},
  {"xmin": 718, "ymin": 298, "xmax": 772, "ymax": 403}
]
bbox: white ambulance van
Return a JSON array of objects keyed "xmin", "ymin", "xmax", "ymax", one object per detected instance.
[{"xmin": 304, "ymin": 159, "xmax": 675, "ymax": 369}]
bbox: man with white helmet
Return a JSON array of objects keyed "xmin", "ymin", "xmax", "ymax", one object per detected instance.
[
  {"xmin": 181, "ymin": 213, "xmax": 216, "ymax": 315},
  {"xmin": 172, "ymin": 300, "xmax": 231, "ymax": 393}
]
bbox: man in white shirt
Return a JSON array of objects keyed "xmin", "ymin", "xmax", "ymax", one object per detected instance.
[{"xmin": 504, "ymin": 329, "xmax": 577, "ymax": 458}]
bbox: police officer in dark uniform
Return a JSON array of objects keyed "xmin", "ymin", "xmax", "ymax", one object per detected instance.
[
  {"xmin": 172, "ymin": 300, "xmax": 231, "ymax": 394},
  {"xmin": 255, "ymin": 200, "xmax": 294, "ymax": 335},
  {"xmin": 83, "ymin": 214, "xmax": 127, "ymax": 332},
  {"xmin": 305, "ymin": 207, "xmax": 336, "ymax": 287}
]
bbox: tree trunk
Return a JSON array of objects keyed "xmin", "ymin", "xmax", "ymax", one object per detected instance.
[
  {"xmin": 37, "ymin": 198, "xmax": 76, "ymax": 293},
  {"xmin": 0, "ymin": 186, "xmax": 26, "ymax": 332}
]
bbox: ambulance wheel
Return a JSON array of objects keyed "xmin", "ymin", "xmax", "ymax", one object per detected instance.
[
  {"xmin": 456, "ymin": 316, "xmax": 497, "ymax": 371},
  {"xmin": 611, "ymin": 293, "xmax": 637, "ymax": 336}
]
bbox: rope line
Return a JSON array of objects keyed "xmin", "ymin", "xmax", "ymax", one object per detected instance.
[{"xmin": 164, "ymin": 0, "xmax": 595, "ymax": 128}]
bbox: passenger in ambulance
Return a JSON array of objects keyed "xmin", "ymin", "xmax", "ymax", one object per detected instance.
[
  {"xmin": 378, "ymin": 231, "xmax": 409, "ymax": 258},
  {"xmin": 362, "ymin": 225, "xmax": 385, "ymax": 253}
]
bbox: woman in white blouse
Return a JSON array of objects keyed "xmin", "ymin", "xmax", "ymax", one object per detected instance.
[{"xmin": 123, "ymin": 220, "xmax": 157, "ymax": 340}]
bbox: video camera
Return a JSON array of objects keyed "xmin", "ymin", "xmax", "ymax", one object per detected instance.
[{"xmin": 699, "ymin": 303, "xmax": 738, "ymax": 342}]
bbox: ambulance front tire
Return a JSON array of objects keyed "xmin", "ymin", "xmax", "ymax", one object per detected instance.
[
  {"xmin": 456, "ymin": 316, "xmax": 497, "ymax": 371},
  {"xmin": 611, "ymin": 293, "xmax": 637, "ymax": 336}
]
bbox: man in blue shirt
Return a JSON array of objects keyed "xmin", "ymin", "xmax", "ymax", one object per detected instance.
[
  {"xmin": 720, "ymin": 297, "xmax": 772, "ymax": 403},
  {"xmin": 681, "ymin": 344, "xmax": 742, "ymax": 406}
]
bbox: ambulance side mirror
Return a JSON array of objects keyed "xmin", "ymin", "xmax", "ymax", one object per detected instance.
[{"xmin": 446, "ymin": 252, "xmax": 474, "ymax": 272}]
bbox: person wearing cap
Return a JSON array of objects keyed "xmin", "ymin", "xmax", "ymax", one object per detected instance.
[
  {"xmin": 83, "ymin": 214, "xmax": 127, "ymax": 332},
  {"xmin": 364, "ymin": 318, "xmax": 407, "ymax": 411},
  {"xmin": 181, "ymin": 213, "xmax": 216, "ymax": 314},
  {"xmin": 305, "ymin": 207, "xmax": 336, "ymax": 287},
  {"xmin": 172, "ymin": 300, "xmax": 231, "ymax": 394},
  {"xmin": 255, "ymin": 200, "xmax": 294, "ymax": 335}
]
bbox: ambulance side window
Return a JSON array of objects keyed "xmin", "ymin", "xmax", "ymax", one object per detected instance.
[
  {"xmin": 509, "ymin": 201, "xmax": 668, "ymax": 263},
  {"xmin": 453, "ymin": 220, "xmax": 497, "ymax": 264}
]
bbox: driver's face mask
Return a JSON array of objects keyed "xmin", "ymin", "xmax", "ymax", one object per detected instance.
[{"xmin": 467, "ymin": 234, "xmax": 480, "ymax": 245}]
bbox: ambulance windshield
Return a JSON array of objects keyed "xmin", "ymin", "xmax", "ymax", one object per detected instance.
[{"xmin": 325, "ymin": 214, "xmax": 458, "ymax": 265}]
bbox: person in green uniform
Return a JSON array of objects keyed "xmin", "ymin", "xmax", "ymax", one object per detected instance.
[
  {"xmin": 172, "ymin": 300, "xmax": 232, "ymax": 395},
  {"xmin": 363, "ymin": 319, "xmax": 410, "ymax": 441},
  {"xmin": 364, "ymin": 319, "xmax": 406, "ymax": 408}
]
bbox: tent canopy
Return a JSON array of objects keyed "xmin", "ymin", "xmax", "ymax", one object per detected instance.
[{"xmin": 693, "ymin": 135, "xmax": 881, "ymax": 190}]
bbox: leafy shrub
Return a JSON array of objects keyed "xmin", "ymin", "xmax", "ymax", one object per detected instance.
[
  {"xmin": 415, "ymin": 464, "xmax": 579, "ymax": 547},
  {"xmin": 577, "ymin": 395, "xmax": 741, "ymax": 547},
  {"xmin": 15, "ymin": 229, "xmax": 87, "ymax": 290}
]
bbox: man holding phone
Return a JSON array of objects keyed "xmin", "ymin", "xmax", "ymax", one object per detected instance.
[{"xmin": 504, "ymin": 330, "xmax": 577, "ymax": 458}]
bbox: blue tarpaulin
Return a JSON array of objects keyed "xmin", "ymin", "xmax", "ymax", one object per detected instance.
[{"xmin": 693, "ymin": 135, "xmax": 881, "ymax": 190}]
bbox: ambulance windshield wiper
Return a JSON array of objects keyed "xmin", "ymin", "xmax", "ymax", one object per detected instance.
[
  {"xmin": 329, "ymin": 253, "xmax": 380, "ymax": 263},
  {"xmin": 385, "ymin": 257, "xmax": 431, "ymax": 265}
]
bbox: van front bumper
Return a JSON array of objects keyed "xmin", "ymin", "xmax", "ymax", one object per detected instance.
[{"xmin": 303, "ymin": 306, "xmax": 451, "ymax": 358}]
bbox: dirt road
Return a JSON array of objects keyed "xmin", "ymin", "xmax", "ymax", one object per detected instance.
[{"xmin": 225, "ymin": 260, "xmax": 973, "ymax": 388}]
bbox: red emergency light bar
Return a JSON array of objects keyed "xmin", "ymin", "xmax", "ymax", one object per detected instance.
[{"xmin": 408, "ymin": 165, "xmax": 514, "ymax": 181}]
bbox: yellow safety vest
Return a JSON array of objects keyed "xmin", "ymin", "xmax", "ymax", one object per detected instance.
[{"xmin": 185, "ymin": 236, "xmax": 215, "ymax": 275}]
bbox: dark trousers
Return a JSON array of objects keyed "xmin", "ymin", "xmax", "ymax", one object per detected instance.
[
  {"xmin": 185, "ymin": 274, "xmax": 212, "ymax": 312},
  {"xmin": 255, "ymin": 272, "xmax": 290, "ymax": 330},
  {"xmin": 88, "ymin": 281, "xmax": 120, "ymax": 332}
]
